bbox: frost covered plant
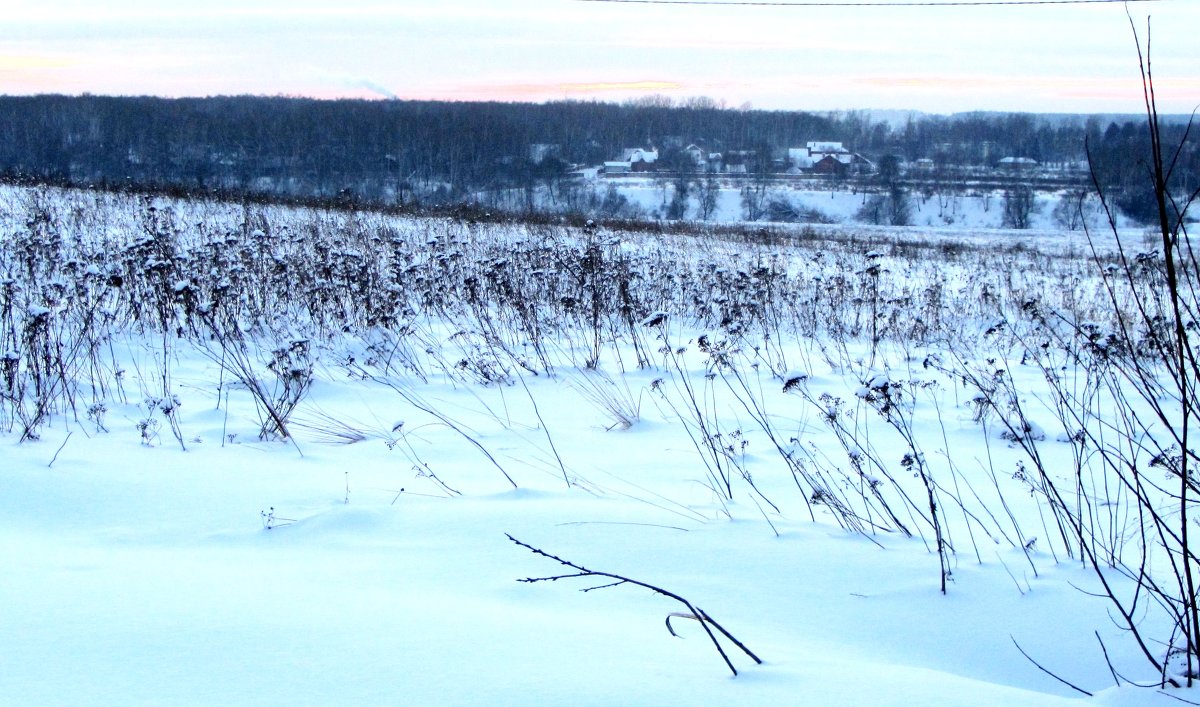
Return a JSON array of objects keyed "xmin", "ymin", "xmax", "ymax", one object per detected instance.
[
  {"xmin": 197, "ymin": 302, "xmax": 311, "ymax": 446},
  {"xmin": 137, "ymin": 398, "xmax": 161, "ymax": 446},
  {"xmin": 156, "ymin": 393, "xmax": 186, "ymax": 450},
  {"xmin": 265, "ymin": 338, "xmax": 314, "ymax": 428},
  {"xmin": 6, "ymin": 301, "xmax": 92, "ymax": 441},
  {"xmin": 786, "ymin": 385, "xmax": 917, "ymax": 539},
  {"xmin": 86, "ymin": 401, "xmax": 108, "ymax": 433},
  {"xmin": 857, "ymin": 374, "xmax": 952, "ymax": 593},
  {"xmin": 259, "ymin": 507, "xmax": 295, "ymax": 530},
  {"xmin": 942, "ymin": 26, "xmax": 1200, "ymax": 688},
  {"xmin": 648, "ymin": 327, "xmax": 750, "ymax": 507}
]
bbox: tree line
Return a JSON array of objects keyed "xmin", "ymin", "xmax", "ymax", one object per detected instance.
[{"xmin": 0, "ymin": 94, "xmax": 1192, "ymax": 221}]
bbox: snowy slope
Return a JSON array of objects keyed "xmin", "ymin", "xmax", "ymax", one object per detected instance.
[{"xmin": 0, "ymin": 185, "xmax": 1193, "ymax": 706}]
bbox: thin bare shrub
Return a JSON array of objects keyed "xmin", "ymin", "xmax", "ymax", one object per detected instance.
[{"xmin": 951, "ymin": 22, "xmax": 1199, "ymax": 686}]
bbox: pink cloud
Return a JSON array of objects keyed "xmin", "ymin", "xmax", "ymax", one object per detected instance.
[{"xmin": 395, "ymin": 79, "xmax": 684, "ymax": 103}]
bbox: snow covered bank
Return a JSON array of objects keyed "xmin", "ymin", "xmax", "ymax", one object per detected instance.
[{"xmin": 0, "ymin": 185, "xmax": 1194, "ymax": 705}]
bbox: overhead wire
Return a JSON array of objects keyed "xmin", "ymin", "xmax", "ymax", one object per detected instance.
[{"xmin": 574, "ymin": 0, "xmax": 1158, "ymax": 7}]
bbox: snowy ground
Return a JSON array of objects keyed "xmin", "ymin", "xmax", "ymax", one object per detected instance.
[
  {"xmin": 546, "ymin": 174, "xmax": 1138, "ymax": 233},
  {"xmin": 0, "ymin": 185, "xmax": 1194, "ymax": 705},
  {"xmin": 2, "ymin": 346, "xmax": 1174, "ymax": 707}
]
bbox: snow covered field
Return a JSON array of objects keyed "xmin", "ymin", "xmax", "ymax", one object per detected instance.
[
  {"xmin": 526, "ymin": 174, "xmax": 1141, "ymax": 234},
  {"xmin": 0, "ymin": 185, "xmax": 1195, "ymax": 705},
  {"xmin": 603, "ymin": 178, "xmax": 1070, "ymax": 229}
]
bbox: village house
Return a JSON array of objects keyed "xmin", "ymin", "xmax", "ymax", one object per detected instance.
[
  {"xmin": 604, "ymin": 147, "xmax": 659, "ymax": 175},
  {"xmin": 788, "ymin": 141, "xmax": 874, "ymax": 175},
  {"xmin": 788, "ymin": 141, "xmax": 850, "ymax": 170},
  {"xmin": 682, "ymin": 144, "xmax": 723, "ymax": 172},
  {"xmin": 997, "ymin": 156, "xmax": 1038, "ymax": 172}
]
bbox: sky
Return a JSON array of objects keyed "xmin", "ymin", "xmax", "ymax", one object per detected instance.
[{"xmin": 2, "ymin": 0, "xmax": 1198, "ymax": 114}]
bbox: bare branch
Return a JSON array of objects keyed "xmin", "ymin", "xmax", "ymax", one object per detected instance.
[{"xmin": 507, "ymin": 533, "xmax": 762, "ymax": 676}]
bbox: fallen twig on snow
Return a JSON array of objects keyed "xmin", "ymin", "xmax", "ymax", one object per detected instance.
[{"xmin": 507, "ymin": 533, "xmax": 762, "ymax": 676}]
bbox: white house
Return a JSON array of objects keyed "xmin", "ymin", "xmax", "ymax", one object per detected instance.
[
  {"xmin": 997, "ymin": 156, "xmax": 1038, "ymax": 171},
  {"xmin": 680, "ymin": 144, "xmax": 723, "ymax": 172},
  {"xmin": 621, "ymin": 148, "xmax": 659, "ymax": 167},
  {"xmin": 603, "ymin": 148, "xmax": 658, "ymax": 175},
  {"xmin": 788, "ymin": 141, "xmax": 852, "ymax": 170}
]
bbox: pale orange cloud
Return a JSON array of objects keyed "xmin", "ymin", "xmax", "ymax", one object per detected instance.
[
  {"xmin": 0, "ymin": 55, "xmax": 79, "ymax": 92},
  {"xmin": 0, "ymin": 55, "xmax": 75, "ymax": 71},
  {"xmin": 500, "ymin": 80, "xmax": 681, "ymax": 96},
  {"xmin": 558, "ymin": 80, "xmax": 682, "ymax": 93}
]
